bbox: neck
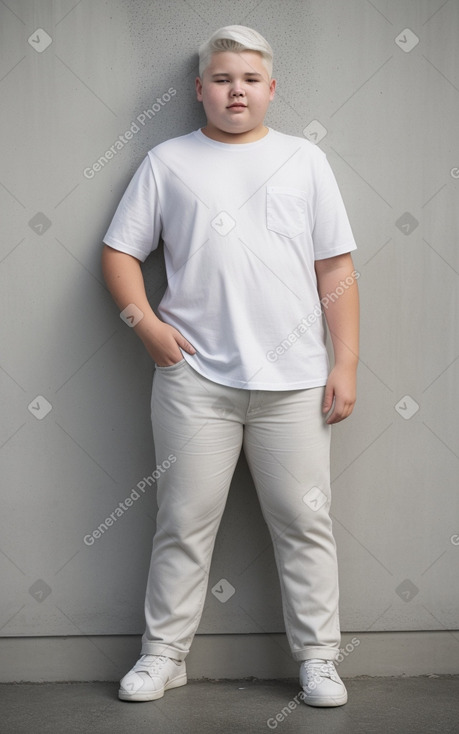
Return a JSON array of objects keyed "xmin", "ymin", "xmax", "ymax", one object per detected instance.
[{"xmin": 200, "ymin": 124, "xmax": 269, "ymax": 144}]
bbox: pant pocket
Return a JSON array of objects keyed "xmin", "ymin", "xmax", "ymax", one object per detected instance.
[{"xmin": 155, "ymin": 358, "xmax": 187, "ymax": 373}]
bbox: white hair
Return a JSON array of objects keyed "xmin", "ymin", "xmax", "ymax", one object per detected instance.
[{"xmin": 198, "ymin": 25, "xmax": 273, "ymax": 78}]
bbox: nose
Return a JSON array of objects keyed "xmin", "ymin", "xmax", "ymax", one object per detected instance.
[{"xmin": 231, "ymin": 82, "xmax": 244, "ymax": 96}]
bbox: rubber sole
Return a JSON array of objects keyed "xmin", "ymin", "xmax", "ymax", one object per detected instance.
[
  {"xmin": 302, "ymin": 690, "xmax": 348, "ymax": 707},
  {"xmin": 118, "ymin": 674, "xmax": 187, "ymax": 702}
]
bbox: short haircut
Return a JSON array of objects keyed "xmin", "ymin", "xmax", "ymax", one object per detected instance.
[{"xmin": 198, "ymin": 25, "xmax": 273, "ymax": 78}]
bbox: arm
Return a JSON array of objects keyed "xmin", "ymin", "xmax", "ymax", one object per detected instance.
[
  {"xmin": 101, "ymin": 245, "xmax": 196, "ymax": 366},
  {"xmin": 314, "ymin": 252, "xmax": 359, "ymax": 424}
]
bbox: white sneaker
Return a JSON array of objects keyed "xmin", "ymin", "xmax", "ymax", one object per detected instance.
[
  {"xmin": 119, "ymin": 654, "xmax": 187, "ymax": 701},
  {"xmin": 300, "ymin": 659, "xmax": 347, "ymax": 707}
]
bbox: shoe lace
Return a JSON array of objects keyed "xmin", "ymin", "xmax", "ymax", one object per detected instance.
[
  {"xmin": 138, "ymin": 654, "xmax": 169, "ymax": 673},
  {"xmin": 303, "ymin": 659, "xmax": 339, "ymax": 685}
]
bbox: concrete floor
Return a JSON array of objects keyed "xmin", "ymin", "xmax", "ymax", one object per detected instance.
[{"xmin": 1, "ymin": 677, "xmax": 458, "ymax": 734}]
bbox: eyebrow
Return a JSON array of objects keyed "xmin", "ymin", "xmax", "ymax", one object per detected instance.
[{"xmin": 211, "ymin": 72, "xmax": 263, "ymax": 78}]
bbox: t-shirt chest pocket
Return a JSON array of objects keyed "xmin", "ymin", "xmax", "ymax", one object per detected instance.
[{"xmin": 266, "ymin": 186, "xmax": 308, "ymax": 239}]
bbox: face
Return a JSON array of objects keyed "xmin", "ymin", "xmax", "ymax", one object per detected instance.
[{"xmin": 196, "ymin": 51, "xmax": 276, "ymax": 143}]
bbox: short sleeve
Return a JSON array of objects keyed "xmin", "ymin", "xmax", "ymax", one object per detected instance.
[
  {"xmin": 103, "ymin": 155, "xmax": 162, "ymax": 262},
  {"xmin": 312, "ymin": 155, "xmax": 357, "ymax": 260}
]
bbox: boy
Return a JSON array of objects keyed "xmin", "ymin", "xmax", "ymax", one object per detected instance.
[{"xmin": 102, "ymin": 25, "xmax": 359, "ymax": 708}]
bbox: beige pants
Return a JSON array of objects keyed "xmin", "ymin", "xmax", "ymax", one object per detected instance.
[{"xmin": 141, "ymin": 358, "xmax": 341, "ymax": 662}]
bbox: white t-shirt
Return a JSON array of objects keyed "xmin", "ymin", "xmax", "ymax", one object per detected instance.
[{"xmin": 103, "ymin": 128, "xmax": 357, "ymax": 390}]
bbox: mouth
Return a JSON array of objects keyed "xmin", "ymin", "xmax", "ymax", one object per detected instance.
[{"xmin": 227, "ymin": 103, "xmax": 247, "ymax": 109}]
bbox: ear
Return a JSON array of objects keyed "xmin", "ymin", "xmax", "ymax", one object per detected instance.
[
  {"xmin": 268, "ymin": 78, "xmax": 276, "ymax": 101},
  {"xmin": 195, "ymin": 77, "xmax": 203, "ymax": 102}
]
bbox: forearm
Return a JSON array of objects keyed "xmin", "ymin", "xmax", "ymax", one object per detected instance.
[
  {"xmin": 315, "ymin": 254, "xmax": 359, "ymax": 367},
  {"xmin": 101, "ymin": 244, "xmax": 160, "ymax": 339},
  {"xmin": 314, "ymin": 253, "xmax": 359, "ymax": 423},
  {"xmin": 101, "ymin": 244, "xmax": 195, "ymax": 365}
]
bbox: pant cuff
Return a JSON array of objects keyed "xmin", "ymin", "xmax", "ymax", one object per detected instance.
[
  {"xmin": 293, "ymin": 646, "xmax": 340, "ymax": 662},
  {"xmin": 141, "ymin": 641, "xmax": 188, "ymax": 662}
]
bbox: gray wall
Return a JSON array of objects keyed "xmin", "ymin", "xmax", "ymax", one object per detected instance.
[{"xmin": 1, "ymin": 0, "xmax": 458, "ymax": 680}]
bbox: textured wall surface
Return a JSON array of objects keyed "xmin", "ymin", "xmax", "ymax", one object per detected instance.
[{"xmin": 1, "ymin": 0, "xmax": 458, "ymax": 654}]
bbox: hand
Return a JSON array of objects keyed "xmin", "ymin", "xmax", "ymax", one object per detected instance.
[
  {"xmin": 322, "ymin": 364, "xmax": 357, "ymax": 424},
  {"xmin": 136, "ymin": 318, "xmax": 196, "ymax": 367}
]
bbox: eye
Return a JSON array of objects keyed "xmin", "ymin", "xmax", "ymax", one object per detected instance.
[{"xmin": 246, "ymin": 78, "xmax": 259, "ymax": 83}]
